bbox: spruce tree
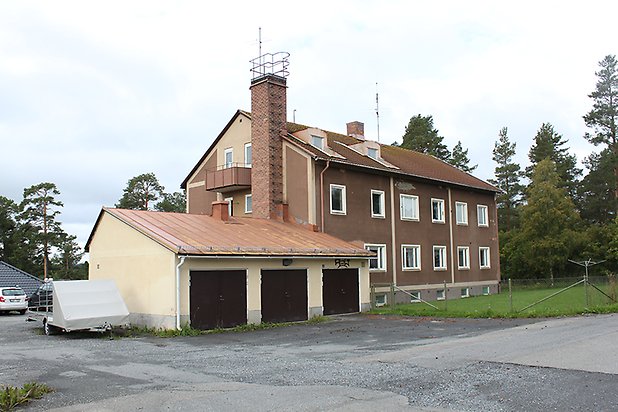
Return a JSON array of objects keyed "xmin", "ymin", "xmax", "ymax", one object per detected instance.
[
  {"xmin": 400, "ymin": 115, "xmax": 450, "ymax": 161},
  {"xmin": 448, "ymin": 141, "xmax": 477, "ymax": 172}
]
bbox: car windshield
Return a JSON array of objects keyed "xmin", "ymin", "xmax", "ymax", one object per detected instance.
[{"xmin": 2, "ymin": 288, "xmax": 25, "ymax": 296}]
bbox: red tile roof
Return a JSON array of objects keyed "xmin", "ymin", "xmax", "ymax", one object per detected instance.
[{"xmin": 87, "ymin": 208, "xmax": 373, "ymax": 258}]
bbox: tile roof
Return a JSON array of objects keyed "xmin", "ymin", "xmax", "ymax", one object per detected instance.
[
  {"xmin": 87, "ymin": 208, "xmax": 374, "ymax": 258},
  {"xmin": 285, "ymin": 126, "xmax": 498, "ymax": 193},
  {"xmin": 0, "ymin": 261, "xmax": 43, "ymax": 296}
]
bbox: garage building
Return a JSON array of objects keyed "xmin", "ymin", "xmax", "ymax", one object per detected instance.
[{"xmin": 86, "ymin": 204, "xmax": 372, "ymax": 330}]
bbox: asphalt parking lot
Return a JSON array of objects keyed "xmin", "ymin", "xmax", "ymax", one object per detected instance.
[{"xmin": 1, "ymin": 312, "xmax": 617, "ymax": 411}]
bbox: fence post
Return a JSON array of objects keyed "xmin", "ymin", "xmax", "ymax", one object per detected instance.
[
  {"xmin": 443, "ymin": 280, "xmax": 448, "ymax": 312},
  {"xmin": 390, "ymin": 283, "xmax": 395, "ymax": 308},
  {"xmin": 508, "ymin": 278, "xmax": 513, "ymax": 313},
  {"xmin": 584, "ymin": 269, "xmax": 589, "ymax": 308},
  {"xmin": 370, "ymin": 284, "xmax": 375, "ymax": 310}
]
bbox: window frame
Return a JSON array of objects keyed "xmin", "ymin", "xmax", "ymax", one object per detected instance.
[
  {"xmin": 224, "ymin": 196, "xmax": 233, "ymax": 217},
  {"xmin": 311, "ymin": 135, "xmax": 324, "ymax": 150},
  {"xmin": 244, "ymin": 194, "xmax": 252, "ymax": 214},
  {"xmin": 410, "ymin": 291, "xmax": 421, "ymax": 303},
  {"xmin": 479, "ymin": 247, "xmax": 491, "ymax": 269},
  {"xmin": 482, "ymin": 286, "xmax": 490, "ymax": 295},
  {"xmin": 375, "ymin": 294, "xmax": 387, "ymax": 307},
  {"xmin": 402, "ymin": 244, "xmax": 421, "ymax": 271},
  {"xmin": 433, "ymin": 245, "xmax": 447, "ymax": 271},
  {"xmin": 455, "ymin": 201, "xmax": 468, "ymax": 226},
  {"xmin": 477, "ymin": 204, "xmax": 489, "ymax": 227},
  {"xmin": 371, "ymin": 190, "xmax": 385, "ymax": 218},
  {"xmin": 367, "ymin": 147, "xmax": 379, "ymax": 159},
  {"xmin": 431, "ymin": 198, "xmax": 445, "ymax": 223},
  {"xmin": 329, "ymin": 184, "xmax": 347, "ymax": 215},
  {"xmin": 400, "ymin": 194, "xmax": 419, "ymax": 221},
  {"xmin": 244, "ymin": 143, "xmax": 252, "ymax": 167},
  {"xmin": 224, "ymin": 148, "xmax": 233, "ymax": 169},
  {"xmin": 365, "ymin": 243, "xmax": 387, "ymax": 271},
  {"xmin": 436, "ymin": 289, "xmax": 445, "ymax": 300},
  {"xmin": 457, "ymin": 246, "xmax": 470, "ymax": 270},
  {"xmin": 461, "ymin": 288, "xmax": 470, "ymax": 298}
]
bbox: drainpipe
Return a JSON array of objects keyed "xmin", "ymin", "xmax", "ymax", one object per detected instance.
[
  {"xmin": 175, "ymin": 255, "xmax": 186, "ymax": 331},
  {"xmin": 319, "ymin": 160, "xmax": 331, "ymax": 232}
]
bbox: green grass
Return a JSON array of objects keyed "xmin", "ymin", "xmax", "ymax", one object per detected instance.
[
  {"xmin": 372, "ymin": 283, "xmax": 618, "ymax": 318},
  {"xmin": 124, "ymin": 315, "xmax": 329, "ymax": 338},
  {"xmin": 0, "ymin": 382, "xmax": 52, "ymax": 412}
]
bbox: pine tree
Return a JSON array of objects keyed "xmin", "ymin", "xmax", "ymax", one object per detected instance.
[
  {"xmin": 155, "ymin": 191, "xmax": 187, "ymax": 213},
  {"xmin": 527, "ymin": 123, "xmax": 581, "ymax": 200},
  {"xmin": 0, "ymin": 196, "xmax": 19, "ymax": 262},
  {"xmin": 116, "ymin": 173, "xmax": 164, "ymax": 210},
  {"xmin": 578, "ymin": 149, "xmax": 617, "ymax": 224},
  {"xmin": 400, "ymin": 115, "xmax": 450, "ymax": 161},
  {"xmin": 506, "ymin": 160, "xmax": 583, "ymax": 280},
  {"xmin": 583, "ymin": 54, "xmax": 618, "ymax": 216},
  {"xmin": 448, "ymin": 141, "xmax": 477, "ymax": 172},
  {"xmin": 52, "ymin": 234, "xmax": 85, "ymax": 279},
  {"xmin": 488, "ymin": 127, "xmax": 524, "ymax": 231},
  {"xmin": 20, "ymin": 183, "xmax": 64, "ymax": 280}
]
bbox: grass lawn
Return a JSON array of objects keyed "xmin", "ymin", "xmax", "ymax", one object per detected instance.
[{"xmin": 371, "ymin": 283, "xmax": 618, "ymax": 318}]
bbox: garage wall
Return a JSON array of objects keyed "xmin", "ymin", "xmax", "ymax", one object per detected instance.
[
  {"xmin": 88, "ymin": 212, "xmax": 177, "ymax": 329},
  {"xmin": 181, "ymin": 257, "xmax": 370, "ymax": 326}
]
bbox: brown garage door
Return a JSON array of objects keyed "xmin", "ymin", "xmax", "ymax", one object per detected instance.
[
  {"xmin": 323, "ymin": 268, "xmax": 359, "ymax": 315},
  {"xmin": 261, "ymin": 269, "xmax": 307, "ymax": 323},
  {"xmin": 190, "ymin": 270, "xmax": 246, "ymax": 330}
]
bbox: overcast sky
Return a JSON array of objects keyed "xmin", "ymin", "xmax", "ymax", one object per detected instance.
[{"xmin": 1, "ymin": 1, "xmax": 616, "ymax": 251}]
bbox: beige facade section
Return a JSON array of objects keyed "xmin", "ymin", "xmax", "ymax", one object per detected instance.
[
  {"xmin": 88, "ymin": 213, "xmax": 178, "ymax": 329},
  {"xmin": 215, "ymin": 115, "xmax": 252, "ymax": 167}
]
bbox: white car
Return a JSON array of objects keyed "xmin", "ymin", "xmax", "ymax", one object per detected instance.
[{"xmin": 0, "ymin": 287, "xmax": 28, "ymax": 314}]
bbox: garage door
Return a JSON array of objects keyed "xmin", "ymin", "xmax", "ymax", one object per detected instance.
[
  {"xmin": 261, "ymin": 269, "xmax": 307, "ymax": 323},
  {"xmin": 322, "ymin": 268, "xmax": 359, "ymax": 315},
  {"xmin": 190, "ymin": 270, "xmax": 246, "ymax": 330}
]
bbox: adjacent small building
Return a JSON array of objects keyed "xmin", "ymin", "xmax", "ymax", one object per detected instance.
[
  {"xmin": 86, "ymin": 205, "xmax": 372, "ymax": 330},
  {"xmin": 0, "ymin": 261, "xmax": 42, "ymax": 296}
]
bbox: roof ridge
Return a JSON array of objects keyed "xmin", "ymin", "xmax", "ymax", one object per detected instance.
[{"xmin": 0, "ymin": 260, "xmax": 41, "ymax": 281}]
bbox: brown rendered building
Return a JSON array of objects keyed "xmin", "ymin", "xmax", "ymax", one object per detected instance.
[{"xmin": 182, "ymin": 62, "xmax": 500, "ymax": 305}]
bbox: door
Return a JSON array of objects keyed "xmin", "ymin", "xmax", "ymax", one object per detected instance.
[
  {"xmin": 322, "ymin": 269, "xmax": 359, "ymax": 315},
  {"xmin": 190, "ymin": 270, "xmax": 246, "ymax": 330},
  {"xmin": 261, "ymin": 269, "xmax": 307, "ymax": 323}
]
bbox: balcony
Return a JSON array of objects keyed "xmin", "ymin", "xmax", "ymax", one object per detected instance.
[{"xmin": 205, "ymin": 163, "xmax": 252, "ymax": 193}]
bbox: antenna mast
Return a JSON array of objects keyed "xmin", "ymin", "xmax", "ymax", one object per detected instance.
[{"xmin": 375, "ymin": 82, "xmax": 380, "ymax": 142}]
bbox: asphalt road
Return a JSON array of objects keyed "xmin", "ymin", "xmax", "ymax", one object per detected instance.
[{"xmin": 1, "ymin": 312, "xmax": 617, "ymax": 411}]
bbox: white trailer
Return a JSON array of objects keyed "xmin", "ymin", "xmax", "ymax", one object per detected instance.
[{"xmin": 28, "ymin": 280, "xmax": 129, "ymax": 335}]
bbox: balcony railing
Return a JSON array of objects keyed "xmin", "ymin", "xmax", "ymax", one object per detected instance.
[{"xmin": 205, "ymin": 163, "xmax": 251, "ymax": 192}]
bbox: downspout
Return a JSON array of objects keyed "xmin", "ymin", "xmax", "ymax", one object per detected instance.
[
  {"xmin": 175, "ymin": 255, "xmax": 186, "ymax": 331},
  {"xmin": 319, "ymin": 159, "xmax": 331, "ymax": 232},
  {"xmin": 447, "ymin": 188, "xmax": 455, "ymax": 284}
]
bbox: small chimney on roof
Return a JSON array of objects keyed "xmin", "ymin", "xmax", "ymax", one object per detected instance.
[
  {"xmin": 211, "ymin": 201, "xmax": 229, "ymax": 222},
  {"xmin": 347, "ymin": 121, "xmax": 365, "ymax": 139}
]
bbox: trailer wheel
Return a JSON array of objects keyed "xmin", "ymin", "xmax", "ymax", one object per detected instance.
[{"xmin": 43, "ymin": 319, "xmax": 56, "ymax": 336}]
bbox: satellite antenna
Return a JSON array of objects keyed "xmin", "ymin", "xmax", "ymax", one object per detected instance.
[{"xmin": 375, "ymin": 82, "xmax": 380, "ymax": 142}]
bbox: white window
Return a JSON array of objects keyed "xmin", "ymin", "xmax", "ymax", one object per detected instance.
[
  {"xmin": 402, "ymin": 245, "xmax": 421, "ymax": 270},
  {"xmin": 457, "ymin": 246, "xmax": 470, "ymax": 270},
  {"xmin": 224, "ymin": 148, "xmax": 233, "ymax": 169},
  {"xmin": 479, "ymin": 247, "xmax": 491, "ymax": 269},
  {"xmin": 436, "ymin": 289, "xmax": 445, "ymax": 300},
  {"xmin": 245, "ymin": 194, "xmax": 252, "ymax": 214},
  {"xmin": 367, "ymin": 147, "xmax": 378, "ymax": 159},
  {"xmin": 455, "ymin": 202, "xmax": 468, "ymax": 225},
  {"xmin": 244, "ymin": 143, "xmax": 252, "ymax": 167},
  {"xmin": 433, "ymin": 246, "xmax": 447, "ymax": 271},
  {"xmin": 482, "ymin": 286, "xmax": 490, "ymax": 295},
  {"xmin": 410, "ymin": 291, "xmax": 421, "ymax": 303},
  {"xmin": 225, "ymin": 196, "xmax": 233, "ymax": 216},
  {"xmin": 371, "ymin": 190, "xmax": 385, "ymax": 218},
  {"xmin": 477, "ymin": 204, "xmax": 489, "ymax": 227},
  {"xmin": 375, "ymin": 294, "xmax": 387, "ymax": 307},
  {"xmin": 461, "ymin": 288, "xmax": 470, "ymax": 298},
  {"xmin": 330, "ymin": 184, "xmax": 346, "ymax": 215},
  {"xmin": 365, "ymin": 244, "xmax": 386, "ymax": 271},
  {"xmin": 311, "ymin": 135, "xmax": 324, "ymax": 150},
  {"xmin": 431, "ymin": 198, "xmax": 445, "ymax": 223},
  {"xmin": 400, "ymin": 194, "xmax": 419, "ymax": 221}
]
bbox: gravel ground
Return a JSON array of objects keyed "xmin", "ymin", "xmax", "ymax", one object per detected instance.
[{"xmin": 1, "ymin": 312, "xmax": 617, "ymax": 411}]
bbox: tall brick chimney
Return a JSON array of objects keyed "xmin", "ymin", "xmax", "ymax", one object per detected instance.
[{"xmin": 250, "ymin": 73, "xmax": 287, "ymax": 219}]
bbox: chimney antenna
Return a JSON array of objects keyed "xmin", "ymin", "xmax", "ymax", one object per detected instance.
[
  {"xmin": 293, "ymin": 109, "xmax": 296, "ymax": 123},
  {"xmin": 258, "ymin": 27, "xmax": 262, "ymax": 75},
  {"xmin": 375, "ymin": 82, "xmax": 381, "ymax": 142}
]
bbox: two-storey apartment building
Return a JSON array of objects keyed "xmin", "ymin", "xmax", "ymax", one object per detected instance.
[{"xmin": 182, "ymin": 59, "xmax": 500, "ymax": 304}]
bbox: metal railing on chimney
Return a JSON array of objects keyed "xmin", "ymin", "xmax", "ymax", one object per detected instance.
[{"xmin": 250, "ymin": 52, "xmax": 290, "ymax": 80}]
